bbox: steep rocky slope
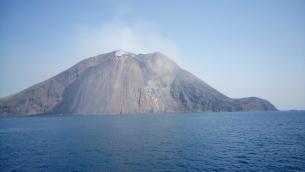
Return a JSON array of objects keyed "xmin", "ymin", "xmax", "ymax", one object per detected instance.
[{"xmin": 0, "ymin": 50, "xmax": 277, "ymax": 116}]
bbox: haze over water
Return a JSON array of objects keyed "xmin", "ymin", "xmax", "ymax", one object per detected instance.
[{"xmin": 1, "ymin": 111, "xmax": 304, "ymax": 171}]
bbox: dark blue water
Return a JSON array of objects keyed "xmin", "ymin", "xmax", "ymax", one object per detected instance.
[{"xmin": 1, "ymin": 111, "xmax": 305, "ymax": 172}]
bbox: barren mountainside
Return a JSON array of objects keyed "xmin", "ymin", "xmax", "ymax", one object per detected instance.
[{"xmin": 0, "ymin": 50, "xmax": 277, "ymax": 116}]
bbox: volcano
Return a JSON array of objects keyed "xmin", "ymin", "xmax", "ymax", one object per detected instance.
[{"xmin": 0, "ymin": 50, "xmax": 277, "ymax": 116}]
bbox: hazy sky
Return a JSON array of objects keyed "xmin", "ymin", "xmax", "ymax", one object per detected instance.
[{"xmin": 0, "ymin": 0, "xmax": 304, "ymax": 110}]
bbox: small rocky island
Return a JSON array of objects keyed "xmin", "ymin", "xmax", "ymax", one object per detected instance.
[{"xmin": 0, "ymin": 50, "xmax": 277, "ymax": 116}]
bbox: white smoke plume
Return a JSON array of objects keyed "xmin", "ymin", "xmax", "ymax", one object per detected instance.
[{"xmin": 74, "ymin": 19, "xmax": 181, "ymax": 64}]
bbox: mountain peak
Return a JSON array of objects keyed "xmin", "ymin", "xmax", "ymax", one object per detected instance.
[{"xmin": 113, "ymin": 49, "xmax": 133, "ymax": 57}]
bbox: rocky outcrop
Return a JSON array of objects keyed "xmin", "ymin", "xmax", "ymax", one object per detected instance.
[{"xmin": 0, "ymin": 50, "xmax": 277, "ymax": 116}]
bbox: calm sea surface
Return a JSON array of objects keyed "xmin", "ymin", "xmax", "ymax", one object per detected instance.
[{"xmin": 0, "ymin": 111, "xmax": 305, "ymax": 172}]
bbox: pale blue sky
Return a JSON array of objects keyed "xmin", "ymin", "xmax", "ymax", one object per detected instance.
[{"xmin": 1, "ymin": 0, "xmax": 304, "ymax": 110}]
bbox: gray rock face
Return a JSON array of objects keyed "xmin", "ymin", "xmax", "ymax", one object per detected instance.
[{"xmin": 0, "ymin": 50, "xmax": 277, "ymax": 116}]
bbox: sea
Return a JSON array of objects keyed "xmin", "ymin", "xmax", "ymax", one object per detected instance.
[{"xmin": 0, "ymin": 111, "xmax": 304, "ymax": 172}]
